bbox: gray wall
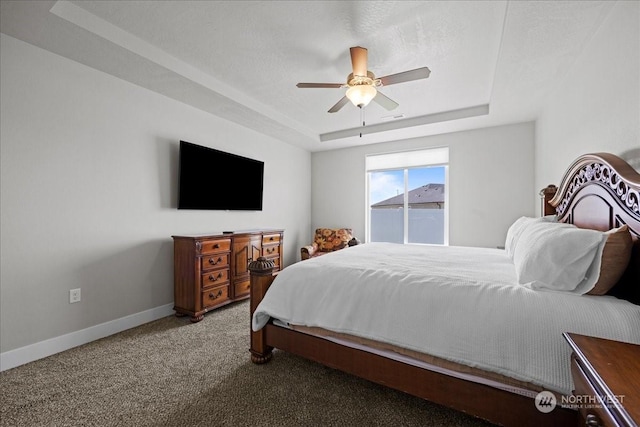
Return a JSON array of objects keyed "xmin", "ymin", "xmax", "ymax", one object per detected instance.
[
  {"xmin": 535, "ymin": 1, "xmax": 640, "ymax": 188},
  {"xmin": 311, "ymin": 122, "xmax": 536, "ymax": 249},
  {"xmin": 0, "ymin": 34, "xmax": 311, "ymax": 365}
]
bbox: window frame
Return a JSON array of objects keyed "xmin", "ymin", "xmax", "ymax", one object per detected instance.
[{"xmin": 365, "ymin": 147, "xmax": 449, "ymax": 245}]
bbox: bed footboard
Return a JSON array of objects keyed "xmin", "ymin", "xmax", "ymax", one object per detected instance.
[{"xmin": 248, "ymin": 257, "xmax": 277, "ymax": 364}]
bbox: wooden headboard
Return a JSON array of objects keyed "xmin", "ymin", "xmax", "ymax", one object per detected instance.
[{"xmin": 541, "ymin": 152, "xmax": 640, "ymax": 304}]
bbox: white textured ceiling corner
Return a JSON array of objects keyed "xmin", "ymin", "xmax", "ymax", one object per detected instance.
[{"xmin": 0, "ymin": 1, "xmax": 615, "ymax": 152}]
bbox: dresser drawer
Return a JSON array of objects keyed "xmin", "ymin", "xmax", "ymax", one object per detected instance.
[
  {"xmin": 262, "ymin": 234, "xmax": 281, "ymax": 245},
  {"xmin": 571, "ymin": 357, "xmax": 618, "ymax": 427},
  {"xmin": 262, "ymin": 245, "xmax": 280, "ymax": 257},
  {"xmin": 201, "ymin": 253, "xmax": 230, "ymax": 271},
  {"xmin": 198, "ymin": 239, "xmax": 231, "ymax": 255},
  {"xmin": 202, "ymin": 285, "xmax": 229, "ymax": 308},
  {"xmin": 271, "ymin": 257, "xmax": 280, "ymax": 270},
  {"xmin": 201, "ymin": 269, "xmax": 229, "ymax": 288}
]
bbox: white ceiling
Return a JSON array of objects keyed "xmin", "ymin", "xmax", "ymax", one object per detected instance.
[{"xmin": 0, "ymin": 1, "xmax": 615, "ymax": 152}]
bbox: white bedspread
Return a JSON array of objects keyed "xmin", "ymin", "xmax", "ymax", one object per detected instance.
[{"xmin": 252, "ymin": 242, "xmax": 640, "ymax": 395}]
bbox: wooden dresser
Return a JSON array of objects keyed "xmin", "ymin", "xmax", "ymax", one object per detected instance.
[
  {"xmin": 564, "ymin": 332, "xmax": 640, "ymax": 427},
  {"xmin": 172, "ymin": 229, "xmax": 283, "ymax": 322}
]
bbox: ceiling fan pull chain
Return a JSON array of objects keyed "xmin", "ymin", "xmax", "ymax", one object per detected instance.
[{"xmin": 359, "ymin": 106, "xmax": 365, "ymax": 138}]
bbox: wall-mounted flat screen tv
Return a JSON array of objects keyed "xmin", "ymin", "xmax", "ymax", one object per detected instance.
[{"xmin": 178, "ymin": 140, "xmax": 264, "ymax": 210}]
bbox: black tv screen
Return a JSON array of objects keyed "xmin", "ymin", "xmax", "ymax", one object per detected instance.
[{"xmin": 178, "ymin": 141, "xmax": 264, "ymax": 210}]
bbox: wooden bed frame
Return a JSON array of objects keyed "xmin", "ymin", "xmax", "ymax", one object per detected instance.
[{"xmin": 248, "ymin": 152, "xmax": 640, "ymax": 427}]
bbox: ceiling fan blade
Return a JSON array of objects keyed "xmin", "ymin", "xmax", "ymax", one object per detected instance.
[
  {"xmin": 350, "ymin": 46, "xmax": 368, "ymax": 77},
  {"xmin": 328, "ymin": 96, "xmax": 350, "ymax": 113},
  {"xmin": 372, "ymin": 91, "xmax": 399, "ymax": 111},
  {"xmin": 296, "ymin": 83, "xmax": 343, "ymax": 88},
  {"xmin": 379, "ymin": 67, "xmax": 431, "ymax": 86}
]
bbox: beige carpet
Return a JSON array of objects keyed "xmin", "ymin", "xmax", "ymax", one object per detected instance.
[{"xmin": 0, "ymin": 301, "xmax": 496, "ymax": 426}]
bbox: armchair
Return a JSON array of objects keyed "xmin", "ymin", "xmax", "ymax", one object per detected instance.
[{"xmin": 301, "ymin": 228, "xmax": 355, "ymax": 260}]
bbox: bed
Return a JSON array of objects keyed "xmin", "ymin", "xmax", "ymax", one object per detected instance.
[{"xmin": 248, "ymin": 152, "xmax": 640, "ymax": 427}]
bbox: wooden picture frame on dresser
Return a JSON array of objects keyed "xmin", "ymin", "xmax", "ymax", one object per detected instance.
[{"xmin": 172, "ymin": 229, "xmax": 283, "ymax": 322}]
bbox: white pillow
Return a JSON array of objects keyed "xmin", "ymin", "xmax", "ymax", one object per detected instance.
[
  {"xmin": 512, "ymin": 221, "xmax": 607, "ymax": 293},
  {"xmin": 505, "ymin": 215, "xmax": 557, "ymax": 259}
]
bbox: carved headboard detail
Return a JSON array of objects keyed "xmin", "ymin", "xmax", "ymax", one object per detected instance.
[
  {"xmin": 541, "ymin": 152, "xmax": 640, "ymax": 304},
  {"xmin": 551, "ymin": 153, "xmax": 640, "ymax": 222}
]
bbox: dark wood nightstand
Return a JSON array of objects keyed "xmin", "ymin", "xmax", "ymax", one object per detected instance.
[{"xmin": 563, "ymin": 333, "xmax": 640, "ymax": 427}]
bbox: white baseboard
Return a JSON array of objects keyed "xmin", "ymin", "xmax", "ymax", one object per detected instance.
[{"xmin": 0, "ymin": 303, "xmax": 175, "ymax": 372}]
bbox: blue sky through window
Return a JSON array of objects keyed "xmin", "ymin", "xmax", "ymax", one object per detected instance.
[{"xmin": 369, "ymin": 167, "xmax": 445, "ymax": 204}]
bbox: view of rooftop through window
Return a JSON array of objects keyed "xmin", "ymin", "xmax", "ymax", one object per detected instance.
[
  {"xmin": 368, "ymin": 166, "xmax": 446, "ymax": 244},
  {"xmin": 369, "ymin": 167, "xmax": 445, "ymax": 204}
]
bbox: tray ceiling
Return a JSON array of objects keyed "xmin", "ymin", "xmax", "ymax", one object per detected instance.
[{"xmin": 0, "ymin": 1, "xmax": 614, "ymax": 151}]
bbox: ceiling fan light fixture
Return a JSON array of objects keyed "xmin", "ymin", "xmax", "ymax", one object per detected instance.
[
  {"xmin": 346, "ymin": 85, "xmax": 377, "ymax": 108},
  {"xmin": 296, "ymin": 47, "xmax": 429, "ymax": 113}
]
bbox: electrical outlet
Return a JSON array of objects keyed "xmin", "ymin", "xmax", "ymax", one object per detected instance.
[{"xmin": 69, "ymin": 288, "xmax": 81, "ymax": 304}]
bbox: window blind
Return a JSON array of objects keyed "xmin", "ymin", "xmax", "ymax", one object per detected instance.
[{"xmin": 365, "ymin": 147, "xmax": 449, "ymax": 171}]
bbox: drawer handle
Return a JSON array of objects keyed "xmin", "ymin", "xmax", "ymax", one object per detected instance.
[
  {"xmin": 269, "ymin": 236, "xmax": 274, "ymax": 241},
  {"xmin": 208, "ymin": 273, "xmax": 223, "ymax": 282},
  {"xmin": 267, "ymin": 248, "xmax": 274, "ymax": 254},
  {"xmin": 209, "ymin": 257, "xmax": 222, "ymax": 265},
  {"xmin": 585, "ymin": 414, "xmax": 601, "ymax": 427},
  {"xmin": 213, "ymin": 243, "xmax": 220, "ymax": 249},
  {"xmin": 209, "ymin": 290, "xmax": 223, "ymax": 300}
]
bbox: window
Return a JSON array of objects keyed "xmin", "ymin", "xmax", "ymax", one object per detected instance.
[{"xmin": 366, "ymin": 147, "xmax": 448, "ymax": 245}]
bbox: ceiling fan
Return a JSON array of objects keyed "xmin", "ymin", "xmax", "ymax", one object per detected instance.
[{"xmin": 296, "ymin": 46, "xmax": 431, "ymax": 113}]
